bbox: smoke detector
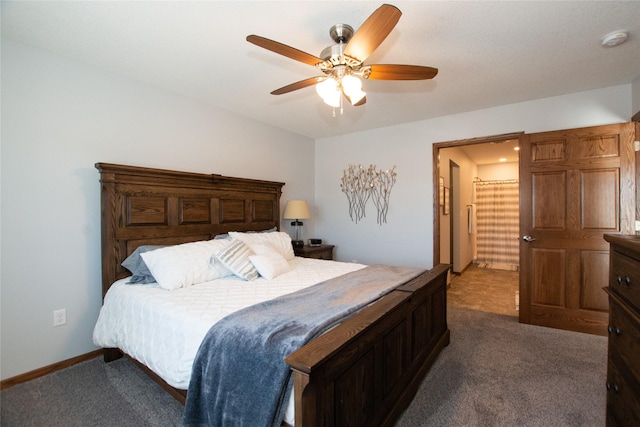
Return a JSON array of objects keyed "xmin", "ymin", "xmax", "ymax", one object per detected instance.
[{"xmin": 601, "ymin": 30, "xmax": 629, "ymax": 48}]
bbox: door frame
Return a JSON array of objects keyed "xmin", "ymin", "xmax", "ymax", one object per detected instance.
[
  {"xmin": 449, "ymin": 160, "xmax": 460, "ymax": 272},
  {"xmin": 432, "ymin": 132, "xmax": 524, "ymax": 266}
]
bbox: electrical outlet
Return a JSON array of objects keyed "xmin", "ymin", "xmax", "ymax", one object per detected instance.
[
  {"xmin": 635, "ymin": 220, "xmax": 640, "ymax": 232},
  {"xmin": 53, "ymin": 309, "xmax": 66, "ymax": 327}
]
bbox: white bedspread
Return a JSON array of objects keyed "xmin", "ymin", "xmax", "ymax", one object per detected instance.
[{"xmin": 93, "ymin": 257, "xmax": 365, "ymax": 390}]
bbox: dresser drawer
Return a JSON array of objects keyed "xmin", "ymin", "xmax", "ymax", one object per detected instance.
[
  {"xmin": 610, "ymin": 249, "xmax": 640, "ymax": 311},
  {"xmin": 605, "ymin": 235, "xmax": 640, "ymax": 427},
  {"xmin": 608, "ymin": 298, "xmax": 640, "ymax": 382},
  {"xmin": 606, "ymin": 356, "xmax": 640, "ymax": 427}
]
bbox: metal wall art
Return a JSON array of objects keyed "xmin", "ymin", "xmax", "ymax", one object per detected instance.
[{"xmin": 340, "ymin": 164, "xmax": 397, "ymax": 225}]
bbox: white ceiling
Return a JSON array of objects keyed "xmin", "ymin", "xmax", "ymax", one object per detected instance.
[{"xmin": 2, "ymin": 1, "xmax": 639, "ymax": 146}]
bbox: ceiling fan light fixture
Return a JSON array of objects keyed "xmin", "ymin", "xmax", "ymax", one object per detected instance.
[
  {"xmin": 324, "ymin": 91, "xmax": 341, "ymax": 108},
  {"xmin": 316, "ymin": 78, "xmax": 341, "ymax": 107},
  {"xmin": 342, "ymin": 75, "xmax": 366, "ymax": 105}
]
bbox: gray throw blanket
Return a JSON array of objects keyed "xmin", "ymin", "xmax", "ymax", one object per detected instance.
[{"xmin": 183, "ymin": 264, "xmax": 425, "ymax": 427}]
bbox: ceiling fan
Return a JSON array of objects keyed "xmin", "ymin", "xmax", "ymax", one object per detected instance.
[{"xmin": 246, "ymin": 4, "xmax": 438, "ymax": 110}]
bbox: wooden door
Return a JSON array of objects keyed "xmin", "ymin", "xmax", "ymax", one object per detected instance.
[{"xmin": 519, "ymin": 123, "xmax": 635, "ymax": 335}]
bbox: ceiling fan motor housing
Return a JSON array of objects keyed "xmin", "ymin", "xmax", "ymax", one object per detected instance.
[
  {"xmin": 320, "ymin": 24, "xmax": 354, "ymax": 61},
  {"xmin": 319, "ymin": 24, "xmax": 369, "ymax": 78},
  {"xmin": 320, "ymin": 43, "xmax": 347, "ymax": 61},
  {"xmin": 329, "ymin": 24, "xmax": 354, "ymax": 44}
]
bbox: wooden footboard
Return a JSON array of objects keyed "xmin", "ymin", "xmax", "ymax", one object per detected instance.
[{"xmin": 286, "ymin": 264, "xmax": 450, "ymax": 427}]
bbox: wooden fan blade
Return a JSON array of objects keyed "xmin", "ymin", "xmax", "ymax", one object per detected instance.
[
  {"xmin": 247, "ymin": 35, "xmax": 323, "ymax": 67},
  {"xmin": 343, "ymin": 4, "xmax": 402, "ymax": 63},
  {"xmin": 271, "ymin": 76, "xmax": 325, "ymax": 95},
  {"xmin": 367, "ymin": 64, "xmax": 438, "ymax": 80}
]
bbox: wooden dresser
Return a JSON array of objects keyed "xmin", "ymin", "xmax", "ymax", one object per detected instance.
[{"xmin": 603, "ymin": 234, "xmax": 640, "ymax": 426}]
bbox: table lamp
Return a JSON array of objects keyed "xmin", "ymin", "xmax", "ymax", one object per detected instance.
[{"xmin": 283, "ymin": 200, "xmax": 310, "ymax": 249}]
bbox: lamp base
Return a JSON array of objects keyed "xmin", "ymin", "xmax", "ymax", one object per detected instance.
[{"xmin": 291, "ymin": 240, "xmax": 304, "ymax": 249}]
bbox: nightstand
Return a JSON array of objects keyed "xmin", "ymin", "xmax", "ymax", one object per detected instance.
[{"xmin": 294, "ymin": 244, "xmax": 334, "ymax": 260}]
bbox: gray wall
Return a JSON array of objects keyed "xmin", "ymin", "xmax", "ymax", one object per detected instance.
[
  {"xmin": 315, "ymin": 85, "xmax": 632, "ymax": 268},
  {"xmin": 0, "ymin": 40, "xmax": 315, "ymax": 380}
]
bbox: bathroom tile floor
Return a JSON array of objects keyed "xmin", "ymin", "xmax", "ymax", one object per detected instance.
[{"xmin": 447, "ymin": 263, "xmax": 520, "ymax": 317}]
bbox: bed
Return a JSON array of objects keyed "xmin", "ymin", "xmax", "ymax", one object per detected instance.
[{"xmin": 94, "ymin": 162, "xmax": 450, "ymax": 427}]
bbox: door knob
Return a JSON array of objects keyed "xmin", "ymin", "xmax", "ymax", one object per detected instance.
[{"xmin": 522, "ymin": 235, "xmax": 536, "ymax": 242}]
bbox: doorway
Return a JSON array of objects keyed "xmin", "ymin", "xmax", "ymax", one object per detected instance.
[
  {"xmin": 434, "ymin": 123, "xmax": 635, "ymax": 334},
  {"xmin": 433, "ymin": 132, "xmax": 523, "ymax": 316}
]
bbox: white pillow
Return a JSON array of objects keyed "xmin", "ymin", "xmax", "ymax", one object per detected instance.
[
  {"xmin": 228, "ymin": 231, "xmax": 295, "ymax": 260},
  {"xmin": 248, "ymin": 243, "xmax": 279, "ymax": 256},
  {"xmin": 249, "ymin": 252, "xmax": 290, "ymax": 280},
  {"xmin": 139, "ymin": 240, "xmax": 231, "ymax": 291},
  {"xmin": 215, "ymin": 239, "xmax": 259, "ymax": 281}
]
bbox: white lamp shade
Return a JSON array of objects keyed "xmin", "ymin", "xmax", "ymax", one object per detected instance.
[
  {"xmin": 342, "ymin": 75, "xmax": 361, "ymax": 93},
  {"xmin": 323, "ymin": 90, "xmax": 341, "ymax": 108},
  {"xmin": 316, "ymin": 78, "xmax": 341, "ymax": 108},
  {"xmin": 316, "ymin": 78, "xmax": 337, "ymax": 98},
  {"xmin": 283, "ymin": 200, "xmax": 310, "ymax": 219},
  {"xmin": 342, "ymin": 75, "xmax": 366, "ymax": 105}
]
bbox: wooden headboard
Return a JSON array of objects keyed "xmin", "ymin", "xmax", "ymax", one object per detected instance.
[{"xmin": 96, "ymin": 163, "xmax": 284, "ymax": 298}]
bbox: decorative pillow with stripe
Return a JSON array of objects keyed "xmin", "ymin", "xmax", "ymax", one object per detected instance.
[{"xmin": 215, "ymin": 239, "xmax": 259, "ymax": 281}]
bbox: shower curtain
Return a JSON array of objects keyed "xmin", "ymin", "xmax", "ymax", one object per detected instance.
[{"xmin": 474, "ymin": 180, "xmax": 519, "ymax": 271}]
